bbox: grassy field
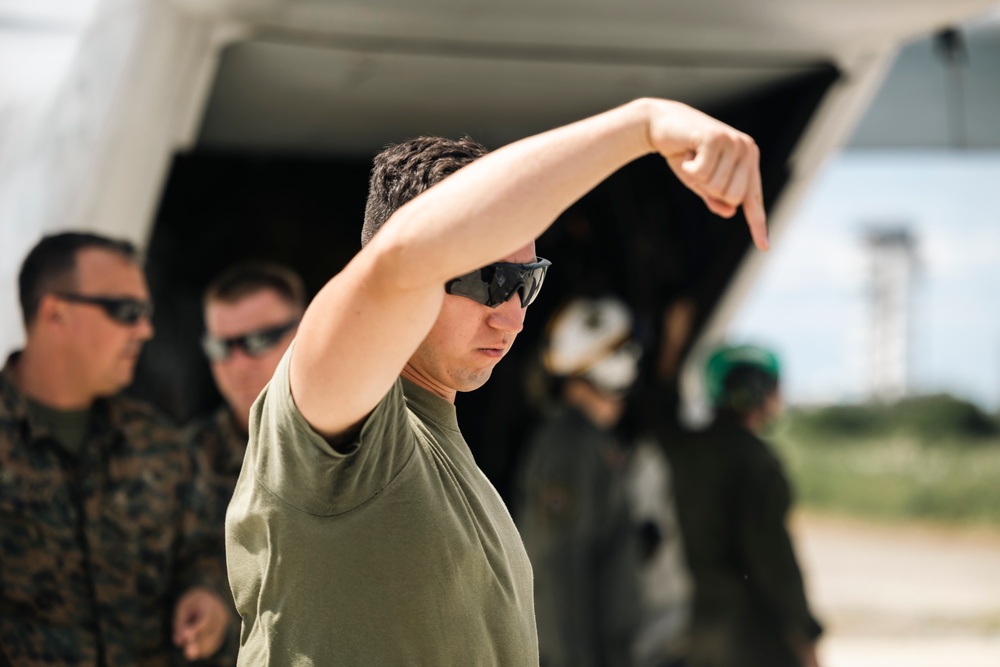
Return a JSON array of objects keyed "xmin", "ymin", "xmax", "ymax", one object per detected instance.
[{"xmin": 768, "ymin": 395, "xmax": 1000, "ymax": 528}]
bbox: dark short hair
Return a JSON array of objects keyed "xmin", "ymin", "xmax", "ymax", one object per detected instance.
[
  {"xmin": 362, "ymin": 136, "xmax": 488, "ymax": 247},
  {"xmin": 18, "ymin": 232, "xmax": 139, "ymax": 327},
  {"xmin": 718, "ymin": 365, "xmax": 779, "ymax": 416},
  {"xmin": 203, "ymin": 260, "xmax": 307, "ymax": 313}
]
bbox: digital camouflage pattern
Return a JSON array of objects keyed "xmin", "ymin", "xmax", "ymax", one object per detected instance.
[
  {"xmin": 184, "ymin": 406, "xmax": 246, "ymax": 531},
  {"xmin": 184, "ymin": 406, "xmax": 248, "ymax": 667},
  {"xmin": 0, "ymin": 354, "xmax": 229, "ymax": 667}
]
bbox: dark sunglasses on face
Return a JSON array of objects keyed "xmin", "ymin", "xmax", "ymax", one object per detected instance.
[
  {"xmin": 53, "ymin": 292, "xmax": 154, "ymax": 326},
  {"xmin": 201, "ymin": 319, "xmax": 299, "ymax": 362},
  {"xmin": 444, "ymin": 257, "xmax": 552, "ymax": 309}
]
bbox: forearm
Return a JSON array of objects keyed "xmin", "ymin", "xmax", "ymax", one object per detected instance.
[
  {"xmin": 290, "ymin": 96, "xmax": 763, "ymax": 434},
  {"xmin": 290, "ymin": 100, "xmax": 657, "ymax": 434},
  {"xmin": 370, "ymin": 98, "xmax": 657, "ymax": 288}
]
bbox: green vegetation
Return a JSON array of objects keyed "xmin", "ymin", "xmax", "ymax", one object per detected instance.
[{"xmin": 768, "ymin": 394, "xmax": 1000, "ymax": 527}]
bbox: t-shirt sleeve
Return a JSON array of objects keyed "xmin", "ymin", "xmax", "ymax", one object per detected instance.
[{"xmin": 244, "ymin": 341, "xmax": 416, "ymax": 516}]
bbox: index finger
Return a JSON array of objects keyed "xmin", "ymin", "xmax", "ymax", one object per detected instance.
[{"xmin": 743, "ymin": 165, "xmax": 768, "ymax": 251}]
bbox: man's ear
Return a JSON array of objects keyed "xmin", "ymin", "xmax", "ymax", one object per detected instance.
[{"xmin": 35, "ymin": 293, "xmax": 66, "ymax": 327}]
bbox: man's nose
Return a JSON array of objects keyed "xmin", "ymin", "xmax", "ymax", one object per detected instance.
[
  {"xmin": 134, "ymin": 315, "xmax": 154, "ymax": 341},
  {"xmin": 487, "ymin": 295, "xmax": 526, "ymax": 334}
]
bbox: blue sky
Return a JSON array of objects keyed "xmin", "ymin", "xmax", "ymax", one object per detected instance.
[{"xmin": 730, "ymin": 150, "xmax": 1000, "ymax": 411}]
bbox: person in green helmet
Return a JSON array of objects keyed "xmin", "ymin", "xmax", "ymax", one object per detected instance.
[{"xmin": 666, "ymin": 345, "xmax": 823, "ymax": 667}]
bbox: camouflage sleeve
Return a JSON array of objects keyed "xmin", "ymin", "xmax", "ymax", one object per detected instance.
[
  {"xmin": 174, "ymin": 439, "xmax": 230, "ymax": 605},
  {"xmin": 182, "ymin": 418, "xmax": 243, "ymax": 666}
]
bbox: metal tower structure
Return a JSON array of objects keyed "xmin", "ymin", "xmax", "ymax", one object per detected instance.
[{"xmin": 865, "ymin": 226, "xmax": 919, "ymax": 401}]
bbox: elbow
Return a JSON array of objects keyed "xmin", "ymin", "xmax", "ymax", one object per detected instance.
[
  {"xmin": 363, "ymin": 216, "xmax": 447, "ymax": 294},
  {"xmin": 366, "ymin": 233, "xmax": 417, "ymax": 293}
]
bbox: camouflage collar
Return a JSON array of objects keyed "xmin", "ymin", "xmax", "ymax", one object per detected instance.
[
  {"xmin": 1, "ymin": 351, "xmax": 117, "ymax": 448},
  {"xmin": 214, "ymin": 404, "xmax": 249, "ymax": 466},
  {"xmin": 0, "ymin": 352, "xmax": 32, "ymax": 427}
]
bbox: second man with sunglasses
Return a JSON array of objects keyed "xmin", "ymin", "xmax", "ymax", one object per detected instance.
[
  {"xmin": 186, "ymin": 261, "xmax": 307, "ymax": 664},
  {"xmin": 226, "ymin": 99, "xmax": 768, "ymax": 665},
  {"xmin": 190, "ymin": 258, "xmax": 306, "ymax": 514}
]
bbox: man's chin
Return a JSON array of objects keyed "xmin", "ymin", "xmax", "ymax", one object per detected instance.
[
  {"xmin": 456, "ymin": 368, "xmax": 493, "ymax": 393},
  {"xmin": 98, "ymin": 376, "xmax": 132, "ymax": 398}
]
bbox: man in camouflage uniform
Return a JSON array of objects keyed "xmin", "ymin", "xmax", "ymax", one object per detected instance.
[
  {"xmin": 187, "ymin": 261, "xmax": 304, "ymax": 521},
  {"xmin": 0, "ymin": 232, "xmax": 231, "ymax": 666},
  {"xmin": 185, "ymin": 262, "xmax": 304, "ymax": 660}
]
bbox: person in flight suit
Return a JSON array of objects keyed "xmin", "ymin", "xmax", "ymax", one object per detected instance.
[
  {"xmin": 666, "ymin": 345, "xmax": 822, "ymax": 667},
  {"xmin": 0, "ymin": 232, "xmax": 231, "ymax": 666},
  {"xmin": 517, "ymin": 296, "xmax": 645, "ymax": 667}
]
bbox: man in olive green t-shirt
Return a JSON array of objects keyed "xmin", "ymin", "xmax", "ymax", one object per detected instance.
[{"xmin": 226, "ymin": 100, "xmax": 769, "ymax": 665}]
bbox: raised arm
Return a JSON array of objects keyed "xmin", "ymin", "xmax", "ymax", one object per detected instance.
[{"xmin": 290, "ymin": 98, "xmax": 767, "ymax": 437}]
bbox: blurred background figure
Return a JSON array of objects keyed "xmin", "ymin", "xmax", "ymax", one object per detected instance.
[
  {"xmin": 624, "ymin": 433, "xmax": 692, "ymax": 667},
  {"xmin": 516, "ymin": 296, "xmax": 644, "ymax": 667},
  {"xmin": 188, "ymin": 260, "xmax": 305, "ymax": 488},
  {"xmin": 184, "ymin": 260, "xmax": 305, "ymax": 664},
  {"xmin": 619, "ymin": 296, "xmax": 698, "ymax": 667},
  {"xmin": 668, "ymin": 344, "xmax": 822, "ymax": 667},
  {"xmin": 0, "ymin": 232, "xmax": 230, "ymax": 664}
]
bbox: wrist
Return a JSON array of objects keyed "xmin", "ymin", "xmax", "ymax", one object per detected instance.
[
  {"xmin": 622, "ymin": 98, "xmax": 660, "ymax": 155},
  {"xmin": 630, "ymin": 97, "xmax": 699, "ymax": 158}
]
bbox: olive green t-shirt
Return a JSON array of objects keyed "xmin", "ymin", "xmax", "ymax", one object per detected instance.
[{"xmin": 226, "ymin": 345, "xmax": 538, "ymax": 666}]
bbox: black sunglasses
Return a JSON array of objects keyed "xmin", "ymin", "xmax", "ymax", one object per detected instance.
[
  {"xmin": 54, "ymin": 292, "xmax": 154, "ymax": 326},
  {"xmin": 201, "ymin": 319, "xmax": 299, "ymax": 362},
  {"xmin": 445, "ymin": 258, "xmax": 552, "ymax": 309}
]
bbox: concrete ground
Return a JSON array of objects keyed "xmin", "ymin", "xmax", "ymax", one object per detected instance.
[{"xmin": 791, "ymin": 512, "xmax": 1000, "ymax": 667}]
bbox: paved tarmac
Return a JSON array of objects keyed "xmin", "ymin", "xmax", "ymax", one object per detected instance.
[{"xmin": 792, "ymin": 512, "xmax": 1000, "ymax": 667}]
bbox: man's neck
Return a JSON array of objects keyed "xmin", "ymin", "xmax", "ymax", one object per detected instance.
[
  {"xmin": 14, "ymin": 344, "xmax": 95, "ymax": 411},
  {"xmin": 400, "ymin": 365, "xmax": 457, "ymax": 404}
]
